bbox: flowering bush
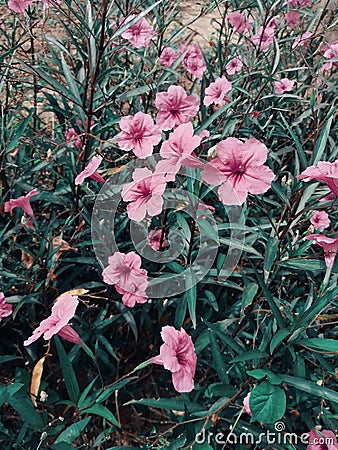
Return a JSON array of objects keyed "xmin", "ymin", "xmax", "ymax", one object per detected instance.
[{"xmin": 0, "ymin": 0, "xmax": 337, "ymax": 448}]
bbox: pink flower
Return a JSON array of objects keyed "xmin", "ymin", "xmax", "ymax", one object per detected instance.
[
  {"xmin": 65, "ymin": 128, "xmax": 82, "ymax": 149},
  {"xmin": 204, "ymin": 77, "xmax": 232, "ymax": 106},
  {"xmin": 156, "ymin": 122, "xmax": 203, "ymax": 181},
  {"xmin": 287, "ymin": 0, "xmax": 311, "ymax": 7},
  {"xmin": 180, "ymin": 43, "xmax": 206, "ymax": 78},
  {"xmin": 243, "ymin": 392, "xmax": 252, "ymax": 416},
  {"xmin": 0, "ymin": 20, "xmax": 5, "ymax": 30},
  {"xmin": 297, "ymin": 160, "xmax": 338, "ymax": 197},
  {"xmin": 202, "ymin": 137, "xmax": 275, "ymax": 205},
  {"xmin": 148, "ymin": 229, "xmax": 167, "ymax": 251},
  {"xmin": 307, "ymin": 429, "xmax": 338, "ymax": 450},
  {"xmin": 226, "ymin": 56, "xmax": 243, "ymax": 75},
  {"xmin": 227, "ymin": 12, "xmax": 252, "ymax": 33},
  {"xmin": 4, "ymin": 189, "xmax": 39, "ymax": 219},
  {"xmin": 152, "ymin": 326, "xmax": 197, "ymax": 393},
  {"xmin": 8, "ymin": 0, "xmax": 31, "ymax": 13},
  {"xmin": 252, "ymin": 25, "xmax": 276, "ymax": 52},
  {"xmin": 292, "ymin": 31, "xmax": 313, "ymax": 49},
  {"xmin": 305, "ymin": 234, "xmax": 338, "ymax": 269},
  {"xmin": 24, "ymin": 294, "xmax": 82, "ymax": 346},
  {"xmin": 122, "ymin": 167, "xmax": 167, "ymax": 221},
  {"xmin": 102, "ymin": 252, "xmax": 148, "ymax": 307},
  {"xmin": 154, "ymin": 85, "xmax": 199, "ymax": 131},
  {"xmin": 75, "ymin": 155, "xmax": 105, "ymax": 185},
  {"xmin": 121, "ymin": 15, "xmax": 156, "ymax": 48},
  {"xmin": 321, "ymin": 41, "xmax": 338, "ymax": 71},
  {"xmin": 160, "ymin": 47, "xmax": 178, "ymax": 67},
  {"xmin": 274, "ymin": 77, "xmax": 295, "ymax": 94},
  {"xmin": 285, "ymin": 10, "xmax": 301, "ymax": 29},
  {"xmin": 0, "ymin": 292, "xmax": 12, "ymax": 322},
  {"xmin": 117, "ymin": 112, "xmax": 162, "ymax": 158},
  {"xmin": 310, "ymin": 210, "xmax": 330, "ymax": 231}
]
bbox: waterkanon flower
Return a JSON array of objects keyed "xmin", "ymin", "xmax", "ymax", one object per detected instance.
[
  {"xmin": 202, "ymin": 137, "xmax": 275, "ymax": 205},
  {"xmin": 152, "ymin": 326, "xmax": 197, "ymax": 393},
  {"xmin": 24, "ymin": 294, "xmax": 82, "ymax": 346}
]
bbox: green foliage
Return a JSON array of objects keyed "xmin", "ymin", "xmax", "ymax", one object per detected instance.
[{"xmin": 0, "ymin": 0, "xmax": 337, "ymax": 448}]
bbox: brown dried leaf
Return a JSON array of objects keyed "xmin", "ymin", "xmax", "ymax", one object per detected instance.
[
  {"xmin": 21, "ymin": 250, "xmax": 34, "ymax": 269},
  {"xmin": 30, "ymin": 356, "xmax": 46, "ymax": 407}
]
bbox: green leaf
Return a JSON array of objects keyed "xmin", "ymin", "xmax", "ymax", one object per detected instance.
[
  {"xmin": 81, "ymin": 404, "xmax": 119, "ymax": 427},
  {"xmin": 241, "ymin": 283, "xmax": 258, "ymax": 317},
  {"xmin": 204, "ymin": 290, "xmax": 218, "ymax": 312},
  {"xmin": 295, "ymin": 338, "xmax": 338, "ymax": 353},
  {"xmin": 125, "ymin": 397, "xmax": 201, "ymax": 412},
  {"xmin": 55, "ymin": 336, "xmax": 80, "ymax": 404},
  {"xmin": 231, "ymin": 350, "xmax": 268, "ymax": 363},
  {"xmin": 209, "ymin": 331, "xmax": 229, "ymax": 383},
  {"xmin": 279, "ymin": 112, "xmax": 307, "ymax": 170},
  {"xmin": 264, "ymin": 237, "xmax": 279, "ymax": 282},
  {"xmin": 253, "ymin": 269, "xmax": 286, "ymax": 330},
  {"xmin": 281, "ymin": 375, "xmax": 338, "ymax": 404},
  {"xmin": 6, "ymin": 109, "xmax": 34, "ymax": 152},
  {"xmin": 247, "ymin": 369, "xmax": 282, "ymax": 385},
  {"xmin": 77, "ymin": 377, "xmax": 98, "ymax": 409},
  {"xmin": 279, "ymin": 259, "xmax": 325, "ymax": 271},
  {"xmin": 7, "ymin": 387, "xmax": 44, "ymax": 430},
  {"xmin": 54, "ymin": 417, "xmax": 91, "ymax": 444},
  {"xmin": 95, "ymin": 377, "xmax": 137, "ymax": 404},
  {"xmin": 250, "ymin": 381, "xmax": 286, "ymax": 423},
  {"xmin": 313, "ymin": 108, "xmax": 335, "ymax": 164},
  {"xmin": 186, "ymin": 282, "xmax": 197, "ymax": 329},
  {"xmin": 270, "ymin": 329, "xmax": 290, "ymax": 354}
]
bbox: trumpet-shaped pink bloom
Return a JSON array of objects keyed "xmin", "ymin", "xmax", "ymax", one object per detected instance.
[
  {"xmin": 154, "ymin": 85, "xmax": 199, "ymax": 131},
  {"xmin": 148, "ymin": 229, "xmax": 167, "ymax": 251},
  {"xmin": 274, "ymin": 77, "xmax": 295, "ymax": 94},
  {"xmin": 4, "ymin": 189, "xmax": 39, "ymax": 218},
  {"xmin": 297, "ymin": 160, "xmax": 338, "ymax": 197},
  {"xmin": 204, "ymin": 77, "xmax": 232, "ymax": 106},
  {"xmin": 122, "ymin": 167, "xmax": 167, "ymax": 221},
  {"xmin": 121, "ymin": 15, "xmax": 156, "ymax": 48},
  {"xmin": 253, "ymin": 25, "xmax": 276, "ymax": 52},
  {"xmin": 243, "ymin": 392, "xmax": 252, "ymax": 416},
  {"xmin": 8, "ymin": 0, "xmax": 31, "ymax": 13},
  {"xmin": 292, "ymin": 31, "xmax": 312, "ymax": 49},
  {"xmin": 156, "ymin": 123, "xmax": 203, "ymax": 181},
  {"xmin": 310, "ymin": 210, "xmax": 330, "ymax": 231},
  {"xmin": 102, "ymin": 252, "xmax": 148, "ymax": 307},
  {"xmin": 305, "ymin": 234, "xmax": 338, "ymax": 269},
  {"xmin": 152, "ymin": 326, "xmax": 197, "ymax": 393},
  {"xmin": 180, "ymin": 44, "xmax": 206, "ymax": 78},
  {"xmin": 0, "ymin": 292, "xmax": 12, "ymax": 322},
  {"xmin": 202, "ymin": 137, "xmax": 275, "ymax": 205},
  {"xmin": 321, "ymin": 41, "xmax": 338, "ymax": 71},
  {"xmin": 307, "ymin": 429, "xmax": 338, "ymax": 450},
  {"xmin": 117, "ymin": 112, "xmax": 162, "ymax": 158},
  {"xmin": 285, "ymin": 10, "xmax": 301, "ymax": 29},
  {"xmin": 65, "ymin": 128, "xmax": 82, "ymax": 149},
  {"xmin": 227, "ymin": 12, "xmax": 252, "ymax": 33},
  {"xmin": 226, "ymin": 56, "xmax": 243, "ymax": 75},
  {"xmin": 75, "ymin": 155, "xmax": 105, "ymax": 185},
  {"xmin": 160, "ymin": 47, "xmax": 178, "ymax": 67},
  {"xmin": 24, "ymin": 294, "xmax": 81, "ymax": 346}
]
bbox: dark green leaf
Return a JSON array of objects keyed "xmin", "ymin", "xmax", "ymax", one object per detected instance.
[{"xmin": 250, "ymin": 381, "xmax": 286, "ymax": 423}]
